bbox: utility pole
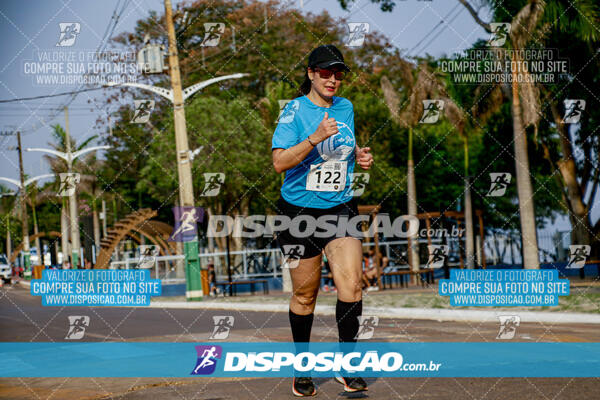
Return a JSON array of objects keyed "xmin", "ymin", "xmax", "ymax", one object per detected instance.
[
  {"xmin": 6, "ymin": 218, "xmax": 11, "ymax": 263},
  {"xmin": 16, "ymin": 131, "xmax": 31, "ymax": 271},
  {"xmin": 106, "ymin": 3, "xmax": 246, "ymax": 300},
  {"xmin": 108, "ymin": 115, "xmax": 113, "ymax": 136},
  {"xmin": 164, "ymin": 0, "xmax": 202, "ymax": 300},
  {"xmin": 64, "ymin": 107, "xmax": 80, "ymax": 269}
]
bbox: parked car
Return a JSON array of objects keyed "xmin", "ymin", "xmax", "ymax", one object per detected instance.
[{"xmin": 0, "ymin": 255, "xmax": 11, "ymax": 283}]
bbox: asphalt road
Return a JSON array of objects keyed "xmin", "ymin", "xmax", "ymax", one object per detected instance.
[{"xmin": 1, "ymin": 284, "xmax": 598, "ymax": 399}]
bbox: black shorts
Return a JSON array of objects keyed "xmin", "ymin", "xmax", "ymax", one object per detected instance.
[{"xmin": 276, "ymin": 197, "xmax": 359, "ymax": 259}]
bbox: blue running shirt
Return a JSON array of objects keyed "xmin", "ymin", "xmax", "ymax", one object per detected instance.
[{"xmin": 272, "ymin": 95, "xmax": 356, "ymax": 209}]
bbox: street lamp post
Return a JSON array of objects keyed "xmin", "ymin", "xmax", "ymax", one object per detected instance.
[
  {"xmin": 106, "ymin": 1, "xmax": 247, "ymax": 300},
  {"xmin": 27, "ymin": 110, "xmax": 110, "ymax": 269},
  {"xmin": 0, "ymin": 175, "xmax": 53, "ymax": 270}
]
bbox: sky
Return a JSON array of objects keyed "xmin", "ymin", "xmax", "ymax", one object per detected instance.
[{"xmin": 0, "ymin": 0, "xmax": 592, "ymax": 237}]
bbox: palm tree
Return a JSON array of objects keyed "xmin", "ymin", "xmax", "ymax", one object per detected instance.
[
  {"xmin": 26, "ymin": 184, "xmax": 43, "ymax": 262},
  {"xmin": 25, "ymin": 183, "xmax": 59, "ymax": 265},
  {"xmin": 381, "ymin": 61, "xmax": 467, "ymax": 272},
  {"xmin": 0, "ymin": 188, "xmax": 17, "ymax": 260},
  {"xmin": 45, "ymin": 124, "xmax": 97, "ymax": 266}
]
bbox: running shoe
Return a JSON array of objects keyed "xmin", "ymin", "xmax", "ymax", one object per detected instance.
[
  {"xmin": 292, "ymin": 377, "xmax": 316, "ymax": 397},
  {"xmin": 335, "ymin": 376, "xmax": 368, "ymax": 392}
]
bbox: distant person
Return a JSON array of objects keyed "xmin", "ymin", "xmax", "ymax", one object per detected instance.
[
  {"xmin": 321, "ymin": 252, "xmax": 335, "ymax": 292},
  {"xmin": 207, "ymin": 260, "xmax": 218, "ymax": 296},
  {"xmin": 362, "ymin": 248, "xmax": 388, "ymax": 291}
]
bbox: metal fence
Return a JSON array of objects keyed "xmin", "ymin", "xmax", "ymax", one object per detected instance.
[
  {"xmin": 110, "ymin": 238, "xmax": 447, "ymax": 282},
  {"xmin": 109, "ymin": 231, "xmax": 574, "ymax": 283},
  {"xmin": 483, "ymin": 231, "xmax": 572, "ymax": 265}
]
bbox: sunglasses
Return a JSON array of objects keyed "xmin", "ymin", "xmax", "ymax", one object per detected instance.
[{"xmin": 313, "ymin": 67, "xmax": 346, "ymax": 81}]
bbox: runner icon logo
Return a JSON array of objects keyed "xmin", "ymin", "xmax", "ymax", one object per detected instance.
[
  {"xmin": 191, "ymin": 345, "xmax": 222, "ymax": 375},
  {"xmin": 58, "ymin": 173, "xmax": 80, "ymax": 197},
  {"xmin": 566, "ymin": 245, "xmax": 590, "ymax": 269},
  {"xmin": 169, "ymin": 206, "xmax": 204, "ymax": 242},
  {"xmin": 200, "ymin": 23, "xmax": 225, "ymax": 47},
  {"xmin": 137, "ymin": 245, "xmax": 159, "ymax": 269},
  {"xmin": 282, "ymin": 245, "xmax": 305, "ymax": 269},
  {"xmin": 277, "ymin": 100, "xmax": 298, "ymax": 124},
  {"xmin": 56, "ymin": 23, "xmax": 81, "ymax": 47},
  {"xmin": 65, "ymin": 316, "xmax": 90, "ymax": 340},
  {"xmin": 131, "ymin": 100, "xmax": 155, "ymax": 123},
  {"xmin": 426, "ymin": 245, "xmax": 448, "ymax": 269},
  {"xmin": 355, "ymin": 316, "xmax": 379, "ymax": 340},
  {"xmin": 562, "ymin": 99, "xmax": 586, "ymax": 124},
  {"xmin": 488, "ymin": 23, "xmax": 511, "ymax": 47},
  {"xmin": 350, "ymin": 173, "xmax": 370, "ymax": 197},
  {"xmin": 496, "ymin": 315, "xmax": 520, "ymax": 339},
  {"xmin": 200, "ymin": 173, "xmax": 225, "ymax": 197},
  {"xmin": 486, "ymin": 172, "xmax": 512, "ymax": 197},
  {"xmin": 419, "ymin": 100, "xmax": 444, "ymax": 124},
  {"xmin": 209, "ymin": 316, "xmax": 234, "ymax": 340},
  {"xmin": 345, "ymin": 22, "xmax": 369, "ymax": 47}
]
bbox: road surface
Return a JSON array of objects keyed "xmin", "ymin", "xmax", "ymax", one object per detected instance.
[{"xmin": 1, "ymin": 285, "xmax": 598, "ymax": 399}]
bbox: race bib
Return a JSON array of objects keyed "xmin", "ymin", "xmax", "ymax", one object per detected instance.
[{"xmin": 306, "ymin": 161, "xmax": 347, "ymax": 192}]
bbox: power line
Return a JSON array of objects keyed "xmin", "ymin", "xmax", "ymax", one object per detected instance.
[
  {"xmin": 0, "ymin": 87, "xmax": 106, "ymax": 104},
  {"xmin": 16, "ymin": 0, "xmax": 133, "ymax": 134},
  {"xmin": 407, "ymin": 2, "xmax": 461, "ymax": 57},
  {"xmin": 413, "ymin": 7, "xmax": 464, "ymax": 56}
]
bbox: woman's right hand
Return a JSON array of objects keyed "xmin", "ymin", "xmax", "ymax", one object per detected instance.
[
  {"xmin": 310, "ymin": 112, "xmax": 338, "ymax": 144},
  {"xmin": 273, "ymin": 113, "xmax": 339, "ymax": 173}
]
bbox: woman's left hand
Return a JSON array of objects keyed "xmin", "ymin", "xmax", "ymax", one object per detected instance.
[{"xmin": 356, "ymin": 147, "xmax": 373, "ymax": 170}]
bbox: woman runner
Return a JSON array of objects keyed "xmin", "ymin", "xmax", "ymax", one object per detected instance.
[{"xmin": 272, "ymin": 44, "xmax": 374, "ymax": 397}]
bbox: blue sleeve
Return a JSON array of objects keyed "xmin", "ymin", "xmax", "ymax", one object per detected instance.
[{"xmin": 272, "ymin": 100, "xmax": 300, "ymax": 150}]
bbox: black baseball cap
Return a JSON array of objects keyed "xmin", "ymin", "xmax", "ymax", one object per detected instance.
[{"xmin": 307, "ymin": 44, "xmax": 350, "ymax": 71}]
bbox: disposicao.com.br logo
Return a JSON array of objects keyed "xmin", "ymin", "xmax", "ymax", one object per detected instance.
[{"xmin": 189, "ymin": 343, "xmax": 441, "ymax": 377}]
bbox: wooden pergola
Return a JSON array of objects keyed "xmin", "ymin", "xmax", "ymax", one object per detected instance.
[{"xmin": 96, "ymin": 208, "xmax": 178, "ymax": 268}]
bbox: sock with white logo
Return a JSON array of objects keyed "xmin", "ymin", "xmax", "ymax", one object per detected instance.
[{"xmin": 336, "ymin": 299, "xmax": 362, "ymax": 342}]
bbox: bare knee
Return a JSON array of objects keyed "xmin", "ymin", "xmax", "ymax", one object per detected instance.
[
  {"xmin": 336, "ymin": 280, "xmax": 362, "ymax": 302},
  {"xmin": 291, "ymin": 289, "xmax": 318, "ymax": 313}
]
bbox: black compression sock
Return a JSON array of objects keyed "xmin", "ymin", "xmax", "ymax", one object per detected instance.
[
  {"xmin": 289, "ymin": 310, "xmax": 314, "ymax": 377},
  {"xmin": 289, "ymin": 309, "xmax": 314, "ymax": 343},
  {"xmin": 336, "ymin": 299, "xmax": 363, "ymax": 342}
]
